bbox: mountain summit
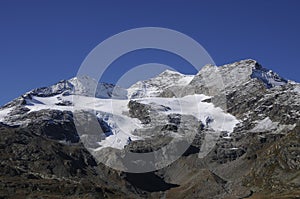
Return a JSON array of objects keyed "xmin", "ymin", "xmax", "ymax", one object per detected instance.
[{"xmin": 0, "ymin": 59, "xmax": 299, "ymax": 198}]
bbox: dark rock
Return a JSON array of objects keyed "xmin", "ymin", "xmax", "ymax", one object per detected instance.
[
  {"xmin": 125, "ymin": 172, "xmax": 179, "ymax": 192},
  {"xmin": 167, "ymin": 114, "xmax": 181, "ymax": 125},
  {"xmin": 161, "ymin": 124, "xmax": 178, "ymax": 132},
  {"xmin": 128, "ymin": 100, "xmax": 152, "ymax": 124},
  {"xmin": 55, "ymin": 100, "xmax": 73, "ymax": 106}
]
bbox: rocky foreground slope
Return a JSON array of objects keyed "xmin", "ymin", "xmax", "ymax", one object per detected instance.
[{"xmin": 0, "ymin": 59, "xmax": 299, "ymax": 198}]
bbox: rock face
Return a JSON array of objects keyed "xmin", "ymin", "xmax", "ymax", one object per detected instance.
[
  {"xmin": 0, "ymin": 124, "xmax": 139, "ymax": 199},
  {"xmin": 0, "ymin": 59, "xmax": 299, "ymax": 198},
  {"xmin": 245, "ymin": 126, "xmax": 300, "ymax": 197},
  {"xmin": 160, "ymin": 59, "xmax": 288, "ymax": 98}
]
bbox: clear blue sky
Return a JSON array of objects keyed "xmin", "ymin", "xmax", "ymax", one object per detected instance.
[{"xmin": 0, "ymin": 0, "xmax": 299, "ymax": 105}]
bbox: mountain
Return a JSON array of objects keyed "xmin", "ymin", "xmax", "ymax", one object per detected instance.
[{"xmin": 0, "ymin": 59, "xmax": 299, "ymax": 198}]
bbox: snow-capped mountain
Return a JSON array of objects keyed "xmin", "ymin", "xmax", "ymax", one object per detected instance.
[
  {"xmin": 28, "ymin": 75, "xmax": 127, "ymax": 99},
  {"xmin": 1, "ymin": 59, "xmax": 299, "ymax": 198},
  {"xmin": 0, "ymin": 72, "xmax": 239, "ymax": 150},
  {"xmin": 0, "ymin": 59, "xmax": 294, "ymax": 148}
]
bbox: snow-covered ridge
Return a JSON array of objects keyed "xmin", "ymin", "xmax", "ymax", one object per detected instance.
[
  {"xmin": 223, "ymin": 59, "xmax": 287, "ymax": 88},
  {"xmin": 29, "ymin": 75, "xmax": 127, "ymax": 99},
  {"xmin": 127, "ymin": 69, "xmax": 194, "ymax": 99},
  {"xmin": 15, "ymin": 59, "xmax": 288, "ymax": 102},
  {"xmin": 191, "ymin": 59, "xmax": 288, "ymax": 92},
  {"xmin": 251, "ymin": 68, "xmax": 287, "ymax": 88}
]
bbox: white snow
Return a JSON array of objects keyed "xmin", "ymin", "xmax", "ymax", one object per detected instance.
[
  {"xmin": 0, "ymin": 68, "xmax": 244, "ymax": 150},
  {"xmin": 294, "ymin": 85, "xmax": 300, "ymax": 93},
  {"xmin": 24, "ymin": 94, "xmax": 142, "ymax": 150},
  {"xmin": 252, "ymin": 69, "xmax": 287, "ymax": 88},
  {"xmin": 73, "ymin": 96, "xmax": 142, "ymax": 150},
  {"xmin": 177, "ymin": 75, "xmax": 194, "ymax": 86},
  {"xmin": 25, "ymin": 95, "xmax": 73, "ymax": 113},
  {"xmin": 139, "ymin": 94, "xmax": 239, "ymax": 133},
  {"xmin": 0, "ymin": 107, "xmax": 13, "ymax": 123},
  {"xmin": 250, "ymin": 117, "xmax": 279, "ymax": 133},
  {"xmin": 17, "ymin": 92, "xmax": 240, "ymax": 150}
]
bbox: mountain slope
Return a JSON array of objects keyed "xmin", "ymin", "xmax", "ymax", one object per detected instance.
[{"xmin": 0, "ymin": 59, "xmax": 299, "ymax": 198}]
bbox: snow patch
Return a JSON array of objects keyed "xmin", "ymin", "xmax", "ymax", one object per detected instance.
[
  {"xmin": 251, "ymin": 69, "xmax": 287, "ymax": 88},
  {"xmin": 0, "ymin": 108, "xmax": 13, "ymax": 122},
  {"xmin": 250, "ymin": 117, "xmax": 279, "ymax": 133},
  {"xmin": 293, "ymin": 85, "xmax": 300, "ymax": 93}
]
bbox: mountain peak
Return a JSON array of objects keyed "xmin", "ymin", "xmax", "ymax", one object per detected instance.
[
  {"xmin": 188, "ymin": 59, "xmax": 288, "ymax": 97},
  {"xmin": 127, "ymin": 69, "xmax": 194, "ymax": 99},
  {"xmin": 159, "ymin": 69, "xmax": 183, "ymax": 76}
]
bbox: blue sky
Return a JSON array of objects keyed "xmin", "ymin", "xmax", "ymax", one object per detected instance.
[{"xmin": 0, "ymin": 0, "xmax": 299, "ymax": 105}]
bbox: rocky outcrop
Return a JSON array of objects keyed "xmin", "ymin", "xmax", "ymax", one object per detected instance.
[
  {"xmin": 244, "ymin": 126, "xmax": 300, "ymax": 198},
  {"xmin": 0, "ymin": 123, "xmax": 140, "ymax": 199}
]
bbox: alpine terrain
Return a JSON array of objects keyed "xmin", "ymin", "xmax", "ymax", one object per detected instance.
[{"xmin": 0, "ymin": 59, "xmax": 299, "ymax": 198}]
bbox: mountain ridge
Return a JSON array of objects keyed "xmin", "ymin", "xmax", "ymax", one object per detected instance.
[{"xmin": 1, "ymin": 59, "xmax": 289, "ymax": 109}]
